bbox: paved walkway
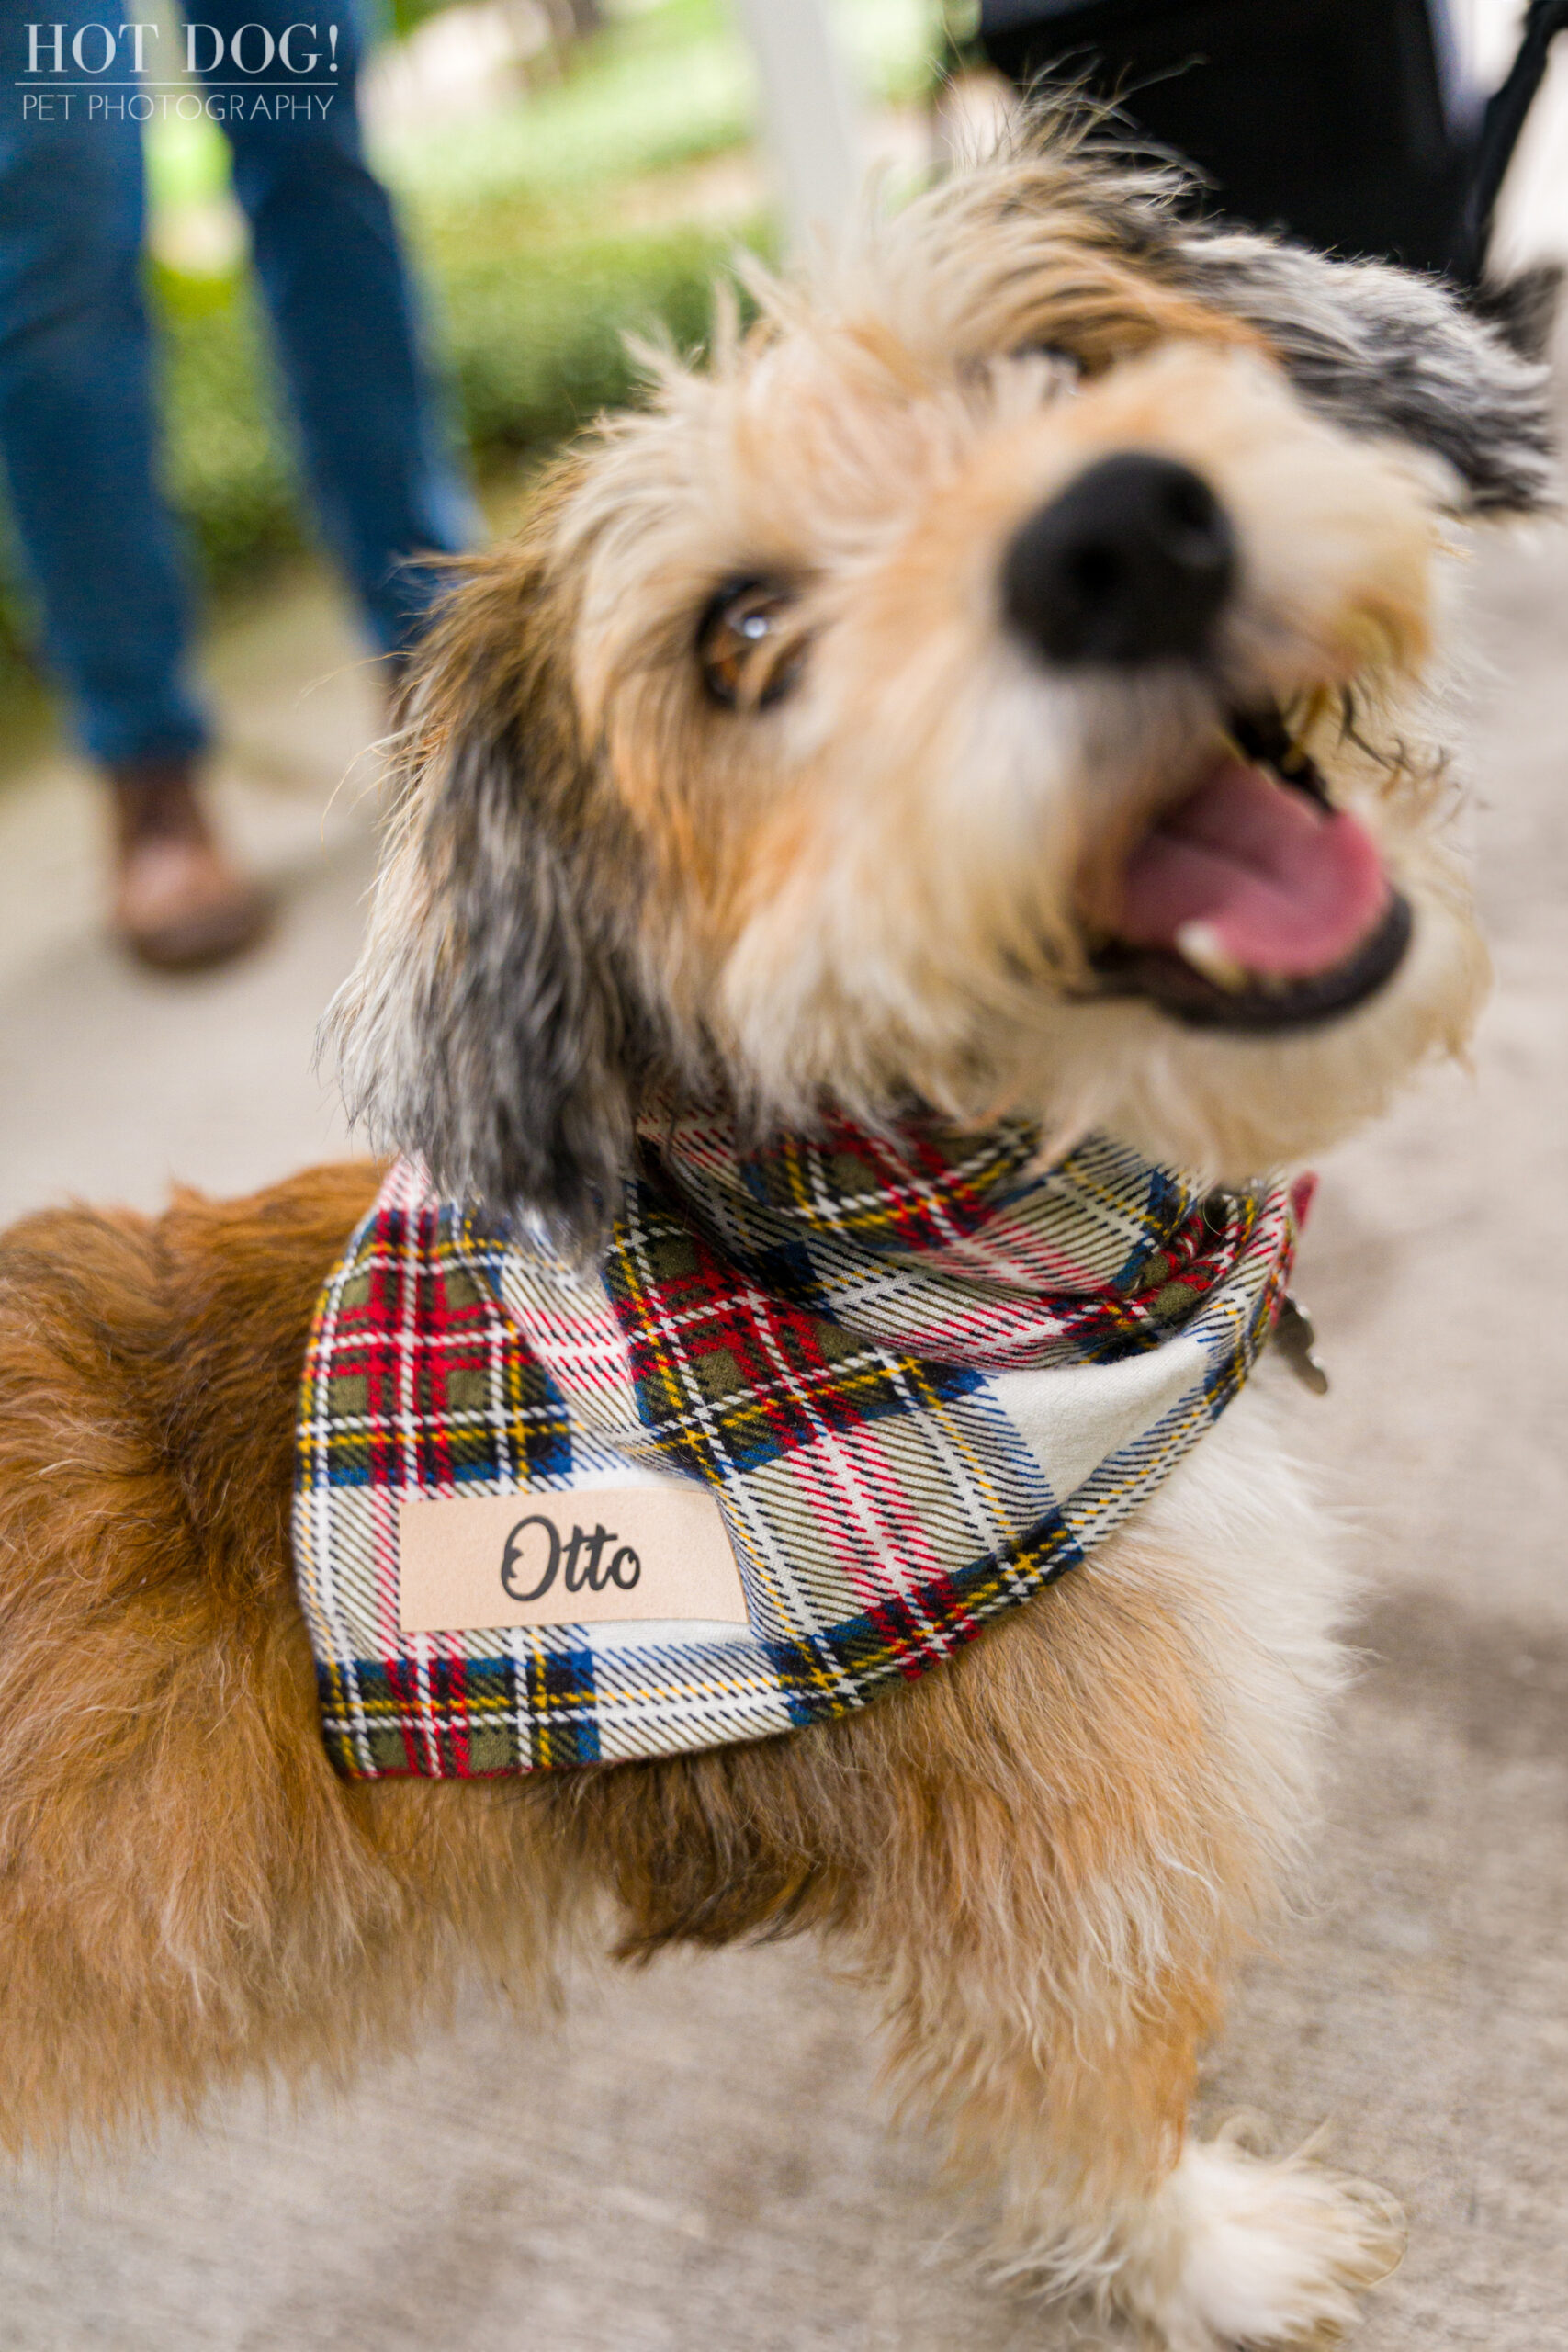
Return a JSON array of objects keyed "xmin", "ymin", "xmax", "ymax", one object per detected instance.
[
  {"xmin": 1, "ymin": 488, "xmax": 1564, "ymax": 2348},
  {"xmin": 0, "ymin": 571, "xmax": 383, "ymax": 1226}
]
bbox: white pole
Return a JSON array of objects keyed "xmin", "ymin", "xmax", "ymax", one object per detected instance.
[{"xmin": 730, "ymin": 0, "xmax": 864, "ymax": 254}]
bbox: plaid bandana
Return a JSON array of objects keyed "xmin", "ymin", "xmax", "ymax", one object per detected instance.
[{"xmin": 293, "ymin": 1116, "xmax": 1299, "ymax": 1779}]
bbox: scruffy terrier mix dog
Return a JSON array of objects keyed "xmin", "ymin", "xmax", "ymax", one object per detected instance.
[{"xmin": 0, "ymin": 123, "xmax": 1552, "ymax": 2348}]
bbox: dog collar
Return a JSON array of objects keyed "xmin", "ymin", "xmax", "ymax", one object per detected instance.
[{"xmin": 293, "ymin": 1114, "xmax": 1300, "ymax": 1778}]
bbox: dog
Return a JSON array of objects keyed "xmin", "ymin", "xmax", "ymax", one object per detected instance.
[{"xmin": 0, "ymin": 118, "xmax": 1552, "ymax": 2348}]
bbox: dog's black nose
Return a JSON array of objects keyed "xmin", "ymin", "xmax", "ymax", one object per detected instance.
[{"xmin": 1001, "ymin": 453, "xmax": 1235, "ymax": 666}]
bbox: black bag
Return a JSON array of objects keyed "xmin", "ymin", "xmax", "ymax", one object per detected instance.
[{"xmin": 977, "ymin": 0, "xmax": 1568, "ymax": 283}]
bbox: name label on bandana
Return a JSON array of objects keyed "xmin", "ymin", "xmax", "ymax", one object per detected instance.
[{"xmin": 397, "ymin": 1484, "xmax": 750, "ymax": 1634}]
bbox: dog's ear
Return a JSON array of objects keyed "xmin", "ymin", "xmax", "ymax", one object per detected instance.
[
  {"xmin": 1470, "ymin": 260, "xmax": 1563, "ymax": 366},
  {"xmin": 327, "ymin": 546, "xmax": 641, "ymax": 1253},
  {"xmin": 1177, "ymin": 232, "xmax": 1556, "ymax": 515}
]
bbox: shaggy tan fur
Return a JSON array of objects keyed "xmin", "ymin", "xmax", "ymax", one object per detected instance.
[
  {"xmin": 1, "ymin": 121, "xmax": 1551, "ymax": 2346},
  {"xmin": 0, "ymin": 1171, "xmax": 1388, "ymax": 2334}
]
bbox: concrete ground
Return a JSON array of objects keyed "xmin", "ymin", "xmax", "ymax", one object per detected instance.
[{"xmin": 2, "ymin": 494, "xmax": 1566, "ymax": 2346}]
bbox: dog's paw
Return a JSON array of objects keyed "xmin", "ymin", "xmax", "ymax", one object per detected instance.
[{"xmin": 1121, "ymin": 2120, "xmax": 1404, "ymax": 2350}]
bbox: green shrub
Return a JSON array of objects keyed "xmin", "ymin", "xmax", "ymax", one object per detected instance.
[
  {"xmin": 0, "ymin": 214, "xmax": 750, "ymax": 690},
  {"xmin": 159, "ymin": 214, "xmax": 747, "ymax": 579},
  {"xmin": 439, "ymin": 220, "xmax": 744, "ymax": 455},
  {"xmin": 157, "ymin": 266, "xmax": 307, "ymax": 583}
]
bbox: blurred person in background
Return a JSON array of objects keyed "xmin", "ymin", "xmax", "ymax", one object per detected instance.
[{"xmin": 0, "ymin": 0, "xmax": 473, "ymax": 967}]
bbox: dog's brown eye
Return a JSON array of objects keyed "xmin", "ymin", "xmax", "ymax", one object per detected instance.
[{"xmin": 698, "ymin": 579, "xmax": 803, "ymax": 710}]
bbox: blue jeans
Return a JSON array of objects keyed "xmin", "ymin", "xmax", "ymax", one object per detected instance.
[{"xmin": 0, "ymin": 0, "xmax": 472, "ymax": 765}]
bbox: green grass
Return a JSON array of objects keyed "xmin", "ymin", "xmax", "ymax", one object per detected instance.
[{"xmin": 0, "ymin": 0, "xmax": 938, "ymax": 690}]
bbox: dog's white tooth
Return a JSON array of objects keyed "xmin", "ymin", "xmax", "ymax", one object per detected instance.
[{"xmin": 1174, "ymin": 920, "xmax": 1251, "ymax": 993}]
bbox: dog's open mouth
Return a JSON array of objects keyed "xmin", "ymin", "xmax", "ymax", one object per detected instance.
[{"xmin": 1089, "ymin": 710, "xmax": 1412, "ymax": 1030}]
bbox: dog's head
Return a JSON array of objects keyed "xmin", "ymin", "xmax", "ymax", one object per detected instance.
[{"xmin": 332, "ymin": 121, "xmax": 1552, "ymax": 1247}]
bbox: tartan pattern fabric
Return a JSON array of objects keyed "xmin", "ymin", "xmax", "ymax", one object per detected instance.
[{"xmin": 293, "ymin": 1114, "xmax": 1300, "ymax": 1778}]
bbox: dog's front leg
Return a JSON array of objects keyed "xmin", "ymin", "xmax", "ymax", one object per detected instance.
[
  {"xmin": 871, "ymin": 1914, "xmax": 1397, "ymax": 2350},
  {"xmin": 835, "ymin": 1478, "xmax": 1401, "ymax": 2348}
]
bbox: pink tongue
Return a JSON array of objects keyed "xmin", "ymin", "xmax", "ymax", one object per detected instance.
[{"xmin": 1114, "ymin": 760, "xmax": 1389, "ymax": 978}]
